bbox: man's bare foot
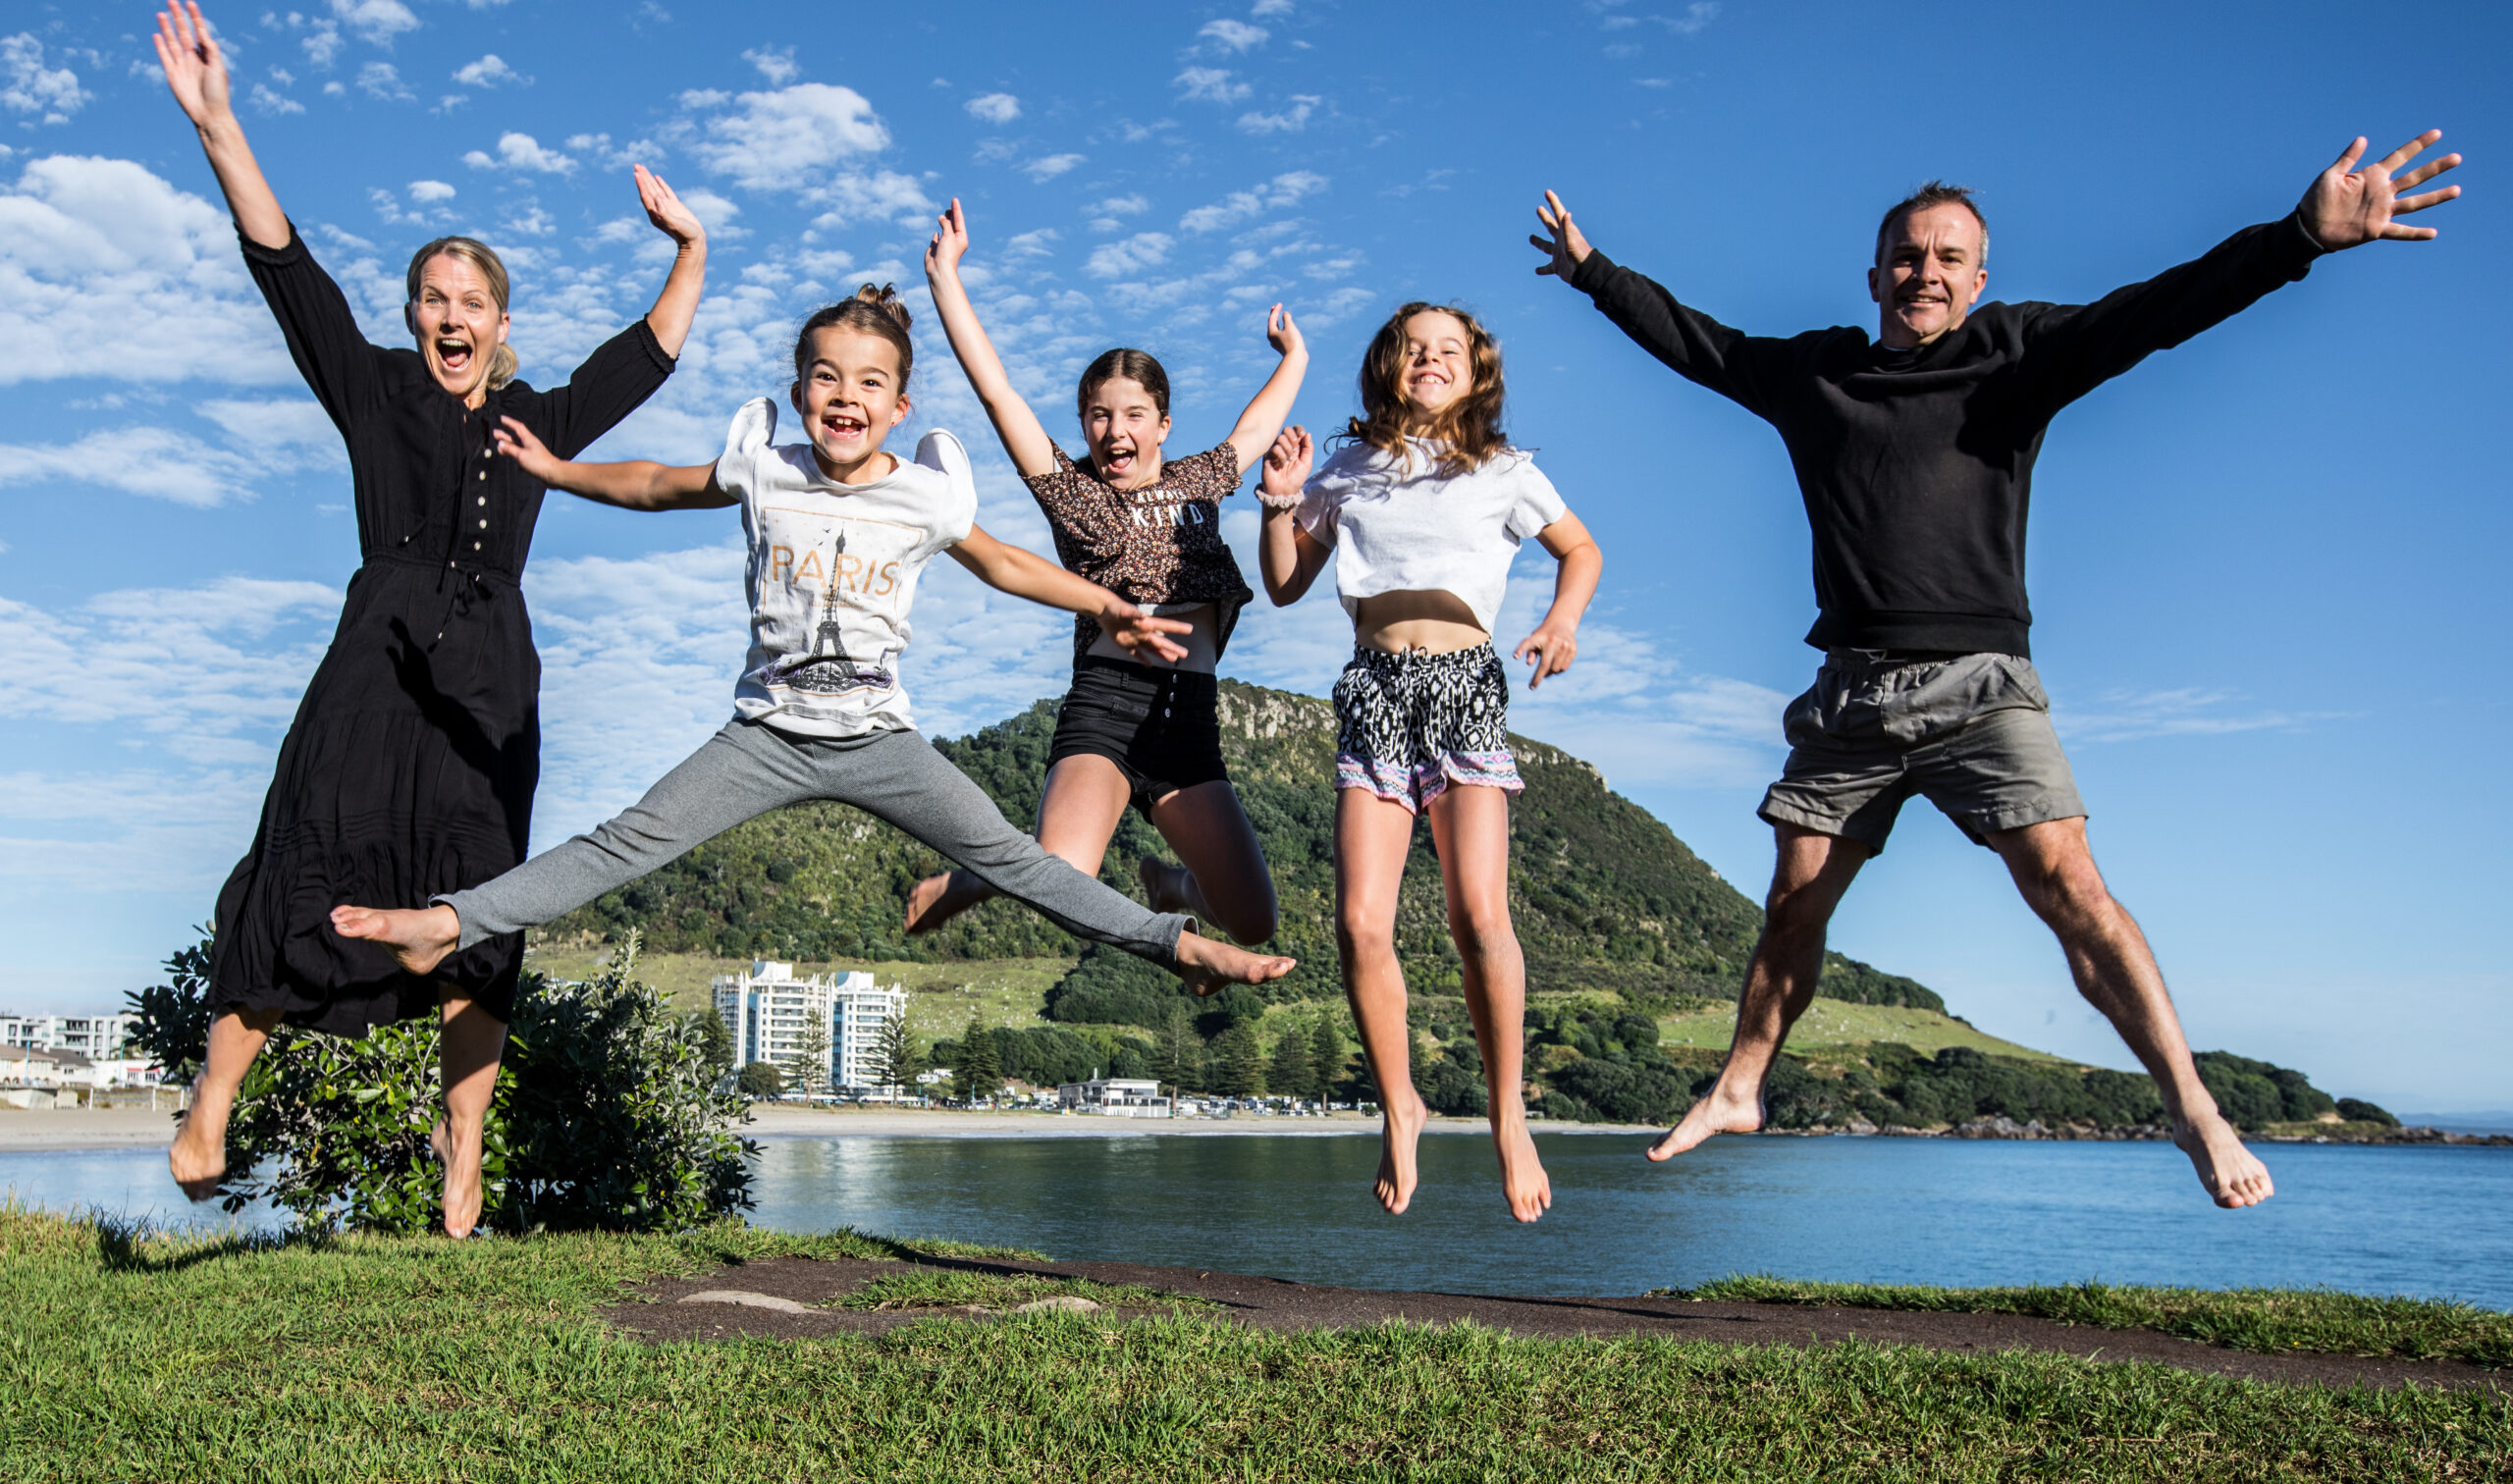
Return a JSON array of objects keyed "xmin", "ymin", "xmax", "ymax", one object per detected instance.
[
  {"xmin": 441, "ymin": 1143, "xmax": 482, "ymax": 1239},
  {"xmin": 1174, "ymin": 930, "xmax": 1295, "ymax": 996},
  {"xmin": 1493, "ymin": 1118, "xmax": 1552, "ymax": 1223},
  {"xmin": 1375, "ymin": 1093, "xmax": 1427, "ymax": 1215},
  {"xmin": 330, "ymin": 903, "xmax": 459, "ymax": 978},
  {"xmin": 903, "ymin": 871, "xmax": 958, "ymax": 934},
  {"xmin": 1646, "ymin": 1080, "xmax": 1764, "ymax": 1162},
  {"xmin": 2174, "ymin": 1111, "xmax": 2275, "ymax": 1209},
  {"xmin": 168, "ymin": 1098, "xmax": 229, "ymax": 1202}
]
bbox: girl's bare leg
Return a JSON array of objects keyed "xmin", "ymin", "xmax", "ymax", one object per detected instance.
[
  {"xmin": 1335, "ymin": 787, "xmax": 1425, "ymax": 1214},
  {"xmin": 169, "ymin": 1006, "xmax": 280, "ymax": 1200},
  {"xmin": 1427, "ymin": 783, "xmax": 1550, "ymax": 1223},
  {"xmin": 438, "ymin": 990, "xmax": 508, "ymax": 1239},
  {"xmin": 906, "ymin": 755, "xmax": 1130, "ymax": 933},
  {"xmin": 1143, "ymin": 780, "xmax": 1280, "ymax": 944}
]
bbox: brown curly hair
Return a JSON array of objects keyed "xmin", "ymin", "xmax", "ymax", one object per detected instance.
[{"xmin": 1340, "ymin": 301, "xmax": 1509, "ymax": 475}]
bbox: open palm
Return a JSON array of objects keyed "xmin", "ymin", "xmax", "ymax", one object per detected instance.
[
  {"xmin": 152, "ymin": 1, "xmax": 231, "ymax": 126},
  {"xmin": 2301, "ymin": 131, "xmax": 2463, "ymax": 249}
]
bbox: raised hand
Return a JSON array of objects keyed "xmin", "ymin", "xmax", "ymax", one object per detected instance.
[
  {"xmin": 636, "ymin": 165, "xmax": 705, "ymax": 249},
  {"xmin": 1513, "ymin": 621, "xmax": 1579, "ymax": 689},
  {"xmin": 1100, "ymin": 602, "xmax": 1193, "ymax": 664},
  {"xmin": 1265, "ymin": 302, "xmax": 1305, "ymax": 360},
  {"xmin": 490, "ymin": 415, "xmax": 567, "ymax": 483},
  {"xmin": 2301, "ymin": 131, "xmax": 2463, "ymax": 250},
  {"xmin": 1530, "ymin": 189, "xmax": 1594, "ymax": 279},
  {"xmin": 153, "ymin": 1, "xmax": 232, "ymax": 128},
  {"xmin": 1257, "ymin": 424, "xmax": 1311, "ymax": 509},
  {"xmin": 927, "ymin": 198, "xmax": 972, "ymax": 279}
]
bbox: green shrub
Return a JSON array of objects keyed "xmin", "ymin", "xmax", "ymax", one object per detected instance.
[
  {"xmin": 127, "ymin": 932, "xmax": 753, "ymax": 1236},
  {"xmin": 737, "ymin": 1061, "xmax": 784, "ymax": 1099}
]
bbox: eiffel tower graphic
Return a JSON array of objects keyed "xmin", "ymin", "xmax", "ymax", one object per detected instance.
[{"xmin": 773, "ymin": 529, "xmax": 894, "ymax": 696}]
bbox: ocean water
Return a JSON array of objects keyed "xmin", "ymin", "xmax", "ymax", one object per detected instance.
[{"xmin": 10, "ymin": 1131, "xmax": 2509, "ymax": 1307}]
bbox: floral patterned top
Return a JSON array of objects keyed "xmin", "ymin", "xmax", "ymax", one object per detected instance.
[{"xmin": 1022, "ymin": 439, "xmax": 1256, "ymax": 659}]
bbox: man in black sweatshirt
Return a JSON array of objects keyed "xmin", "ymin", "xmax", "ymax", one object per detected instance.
[{"xmin": 1532, "ymin": 131, "xmax": 2462, "ymax": 1209}]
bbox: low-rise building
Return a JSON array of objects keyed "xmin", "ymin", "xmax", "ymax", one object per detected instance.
[
  {"xmin": 0, "ymin": 1012, "xmax": 139, "ymax": 1059},
  {"xmin": 1055, "ymin": 1077, "xmax": 1173, "ymax": 1118},
  {"xmin": 713, "ymin": 961, "xmax": 907, "ymax": 1093}
]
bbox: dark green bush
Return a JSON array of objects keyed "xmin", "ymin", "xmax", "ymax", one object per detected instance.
[
  {"xmin": 2336, "ymin": 1096, "xmax": 2400, "ymax": 1127},
  {"xmin": 737, "ymin": 1061, "xmax": 784, "ymax": 1099}
]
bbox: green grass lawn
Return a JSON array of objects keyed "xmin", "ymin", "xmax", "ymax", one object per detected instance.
[
  {"xmin": 4, "ymin": 1208, "xmax": 2502, "ymax": 1482},
  {"xmin": 1658, "ymin": 995, "xmax": 2072, "ymax": 1064}
]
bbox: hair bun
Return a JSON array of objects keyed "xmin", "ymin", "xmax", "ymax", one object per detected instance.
[{"xmin": 853, "ymin": 282, "xmax": 912, "ymax": 332}]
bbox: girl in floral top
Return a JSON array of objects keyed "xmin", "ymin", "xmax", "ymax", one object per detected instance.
[{"xmin": 905, "ymin": 200, "xmax": 1307, "ymax": 951}]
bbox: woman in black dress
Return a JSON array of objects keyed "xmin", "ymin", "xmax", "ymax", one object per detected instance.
[{"xmin": 154, "ymin": 3, "xmax": 708, "ymax": 1235}]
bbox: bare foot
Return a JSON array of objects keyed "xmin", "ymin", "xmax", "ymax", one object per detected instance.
[
  {"xmin": 441, "ymin": 1134, "xmax": 482, "ymax": 1239},
  {"xmin": 2174, "ymin": 1111, "xmax": 2275, "ymax": 1209},
  {"xmin": 1646, "ymin": 1080, "xmax": 1764, "ymax": 1162},
  {"xmin": 1139, "ymin": 856, "xmax": 1205, "ymax": 919},
  {"xmin": 168, "ymin": 1095, "xmax": 229, "ymax": 1202},
  {"xmin": 330, "ymin": 903, "xmax": 459, "ymax": 978},
  {"xmin": 429, "ymin": 1119, "xmax": 449, "ymax": 1166},
  {"xmin": 1174, "ymin": 930, "xmax": 1295, "ymax": 996},
  {"xmin": 1375, "ymin": 1093, "xmax": 1427, "ymax": 1215},
  {"xmin": 1493, "ymin": 1119, "xmax": 1552, "ymax": 1223}
]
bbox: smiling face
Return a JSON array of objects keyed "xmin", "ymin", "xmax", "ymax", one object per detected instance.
[
  {"xmin": 1396, "ymin": 309, "xmax": 1475, "ymax": 425},
  {"xmin": 1080, "ymin": 376, "xmax": 1170, "ymax": 489},
  {"xmin": 408, "ymin": 252, "xmax": 510, "ymax": 404},
  {"xmin": 788, "ymin": 325, "xmax": 911, "ymax": 481},
  {"xmin": 1868, "ymin": 202, "xmax": 1989, "ymax": 349}
]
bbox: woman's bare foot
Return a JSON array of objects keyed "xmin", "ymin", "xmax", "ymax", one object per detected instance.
[
  {"xmin": 168, "ymin": 1095, "xmax": 230, "ymax": 1201},
  {"xmin": 2173, "ymin": 1111, "xmax": 2275, "ymax": 1208},
  {"xmin": 1493, "ymin": 1118, "xmax": 1552, "ymax": 1223},
  {"xmin": 1375, "ymin": 1093, "xmax": 1427, "ymax": 1214},
  {"xmin": 1174, "ymin": 930, "xmax": 1295, "ymax": 996},
  {"xmin": 904, "ymin": 870, "xmax": 987, "ymax": 934},
  {"xmin": 1647, "ymin": 1079, "xmax": 1765, "ymax": 1162},
  {"xmin": 441, "ymin": 1137, "xmax": 482, "ymax": 1239},
  {"xmin": 330, "ymin": 903, "xmax": 460, "ymax": 978}
]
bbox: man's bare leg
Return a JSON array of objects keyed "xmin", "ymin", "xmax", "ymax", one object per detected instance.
[
  {"xmin": 1428, "ymin": 784, "xmax": 1550, "ymax": 1222},
  {"xmin": 906, "ymin": 756, "xmax": 1128, "ymax": 934},
  {"xmin": 1335, "ymin": 788, "xmax": 1427, "ymax": 1214},
  {"xmin": 168, "ymin": 1005, "xmax": 280, "ymax": 1199},
  {"xmin": 1649, "ymin": 824, "xmax": 1871, "ymax": 1161},
  {"xmin": 438, "ymin": 990, "xmax": 508, "ymax": 1239},
  {"xmin": 1988, "ymin": 818, "xmax": 2272, "ymax": 1209},
  {"xmin": 1142, "ymin": 780, "xmax": 1281, "ymax": 946},
  {"xmin": 332, "ymin": 903, "xmax": 459, "ymax": 978}
]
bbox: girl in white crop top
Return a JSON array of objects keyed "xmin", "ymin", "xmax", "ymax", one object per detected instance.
[{"xmin": 1256, "ymin": 301, "xmax": 1602, "ymax": 1227}]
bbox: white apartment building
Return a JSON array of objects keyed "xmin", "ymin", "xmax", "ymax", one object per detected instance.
[
  {"xmin": 0, "ymin": 1012, "xmax": 138, "ymax": 1059},
  {"xmin": 1055, "ymin": 1077, "xmax": 1173, "ymax": 1118},
  {"xmin": 713, "ymin": 961, "xmax": 907, "ymax": 1093}
]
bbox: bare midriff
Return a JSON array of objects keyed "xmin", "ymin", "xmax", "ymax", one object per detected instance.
[
  {"xmin": 1353, "ymin": 590, "xmax": 1488, "ymax": 655},
  {"xmin": 1085, "ymin": 601, "xmax": 1223, "ymax": 671}
]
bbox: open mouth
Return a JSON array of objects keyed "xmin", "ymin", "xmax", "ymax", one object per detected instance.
[
  {"xmin": 435, "ymin": 338, "xmax": 474, "ymax": 373},
  {"xmin": 821, "ymin": 411, "xmax": 869, "ymax": 442},
  {"xmin": 1099, "ymin": 446, "xmax": 1139, "ymax": 475}
]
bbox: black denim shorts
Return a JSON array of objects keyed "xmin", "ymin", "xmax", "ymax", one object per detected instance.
[{"xmin": 1047, "ymin": 658, "xmax": 1230, "ymax": 816}]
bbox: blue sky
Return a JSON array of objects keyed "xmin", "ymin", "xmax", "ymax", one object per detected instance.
[{"xmin": 0, "ymin": 0, "xmax": 2504, "ymax": 1112}]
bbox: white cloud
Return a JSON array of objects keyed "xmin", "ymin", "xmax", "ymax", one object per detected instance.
[
  {"xmin": 1179, "ymin": 170, "xmax": 1326, "ymax": 232},
  {"xmin": 1659, "ymin": 2, "xmax": 1721, "ymax": 34},
  {"xmin": 196, "ymin": 397, "xmax": 341, "ymax": 455},
  {"xmin": 461, "ymin": 131, "xmax": 578, "ymax": 175},
  {"xmin": 301, "ymin": 23, "xmax": 345, "ymax": 69},
  {"xmin": 1085, "ymin": 232, "xmax": 1173, "ymax": 279},
  {"xmin": 0, "ymin": 423, "xmax": 315, "ymax": 507},
  {"xmin": 1237, "ymin": 94, "xmax": 1320, "ymax": 133},
  {"xmin": 806, "ymin": 170, "xmax": 934, "ymax": 229},
  {"xmin": 0, "ymin": 155, "xmax": 296, "ymax": 388},
  {"xmin": 964, "ymin": 91, "xmax": 1020, "ymax": 125},
  {"xmin": 741, "ymin": 46, "xmax": 798, "ymax": 84},
  {"xmin": 1199, "ymin": 20, "xmax": 1269, "ymax": 52},
  {"xmin": 356, "ymin": 60, "xmax": 413, "ymax": 101},
  {"xmin": 1022, "ymin": 153, "xmax": 1085, "ymax": 183},
  {"xmin": 2051, "ymin": 687, "xmax": 2349, "ymax": 745},
  {"xmin": 247, "ymin": 81, "xmax": 305, "ymax": 116},
  {"xmin": 682, "ymin": 83, "xmax": 889, "ymax": 193},
  {"xmin": 451, "ymin": 53, "xmax": 524, "ymax": 88},
  {"xmin": 1251, "ymin": 0, "xmax": 1293, "ymax": 14},
  {"xmin": 1088, "ymin": 193, "xmax": 1149, "ymax": 219},
  {"xmin": 1, "ymin": 33, "xmax": 91, "ymax": 123},
  {"xmin": 0, "ymin": 578, "xmax": 339, "ymax": 742},
  {"xmin": 329, "ymin": 0, "xmax": 420, "ymax": 47},
  {"xmin": 409, "ymin": 179, "xmax": 456, "ymax": 202},
  {"xmin": 1174, "ymin": 67, "xmax": 1249, "ymax": 104}
]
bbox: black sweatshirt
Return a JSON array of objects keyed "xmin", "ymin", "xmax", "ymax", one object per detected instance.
[{"xmin": 1571, "ymin": 213, "xmax": 2326, "ymax": 657}]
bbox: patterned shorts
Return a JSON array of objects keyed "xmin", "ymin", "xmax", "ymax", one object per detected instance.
[{"xmin": 1331, "ymin": 642, "xmax": 1522, "ymax": 813}]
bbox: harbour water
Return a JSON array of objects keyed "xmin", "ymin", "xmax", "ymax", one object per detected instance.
[{"xmin": 8, "ymin": 1131, "xmax": 2509, "ymax": 1308}]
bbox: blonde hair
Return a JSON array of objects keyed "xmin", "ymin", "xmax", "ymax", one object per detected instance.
[
  {"xmin": 405, "ymin": 237, "xmax": 517, "ymax": 389},
  {"xmin": 1341, "ymin": 301, "xmax": 1510, "ymax": 475}
]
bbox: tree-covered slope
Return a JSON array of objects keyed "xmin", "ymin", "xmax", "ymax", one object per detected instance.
[{"xmin": 537, "ymin": 680, "xmax": 1940, "ymax": 1012}]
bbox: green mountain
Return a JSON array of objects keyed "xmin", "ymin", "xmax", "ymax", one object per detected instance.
[{"xmin": 539, "ymin": 680, "xmax": 1937, "ymax": 1012}]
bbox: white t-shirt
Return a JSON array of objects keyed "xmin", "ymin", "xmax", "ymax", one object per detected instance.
[
  {"xmin": 1297, "ymin": 437, "xmax": 1568, "ymax": 633},
  {"xmin": 714, "ymin": 398, "xmax": 975, "ymax": 737}
]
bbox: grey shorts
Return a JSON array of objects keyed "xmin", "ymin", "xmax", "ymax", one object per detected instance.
[{"xmin": 1758, "ymin": 651, "xmax": 2086, "ymax": 854}]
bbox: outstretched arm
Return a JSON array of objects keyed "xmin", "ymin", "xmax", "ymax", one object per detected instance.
[
  {"xmin": 946, "ymin": 525, "xmax": 1192, "ymax": 662},
  {"xmin": 924, "ymin": 200, "xmax": 1058, "ymax": 477},
  {"xmin": 1256, "ymin": 427, "xmax": 1332, "ymax": 605},
  {"xmin": 1528, "ymin": 187, "xmax": 1782, "ymax": 417},
  {"xmin": 154, "ymin": 2, "xmax": 286, "ymax": 248},
  {"xmin": 2298, "ymin": 130, "xmax": 2463, "ymax": 249},
  {"xmin": 490, "ymin": 416, "xmax": 729, "ymax": 511},
  {"xmin": 632, "ymin": 166, "xmax": 709, "ymax": 357},
  {"xmin": 1513, "ymin": 510, "xmax": 1602, "ymax": 690},
  {"xmin": 1224, "ymin": 306, "xmax": 1310, "ymax": 477}
]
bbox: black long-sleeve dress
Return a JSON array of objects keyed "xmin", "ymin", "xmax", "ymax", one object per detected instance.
[{"xmin": 209, "ymin": 225, "xmax": 675, "ymax": 1034}]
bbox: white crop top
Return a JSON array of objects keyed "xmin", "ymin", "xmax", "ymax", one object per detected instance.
[{"xmin": 1296, "ymin": 437, "xmax": 1568, "ymax": 633}]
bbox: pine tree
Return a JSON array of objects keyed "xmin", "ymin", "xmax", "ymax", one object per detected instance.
[
  {"xmin": 875, "ymin": 1012, "xmax": 918, "ymax": 1099},
  {"xmin": 955, "ymin": 1013, "xmax": 1000, "ymax": 1105},
  {"xmin": 1213, "ymin": 1022, "xmax": 1265, "ymax": 1097},
  {"xmin": 1156, "ymin": 1005, "xmax": 1203, "ymax": 1093},
  {"xmin": 1311, "ymin": 1015, "xmax": 1348, "ymax": 1100},
  {"xmin": 1266, "ymin": 1022, "xmax": 1314, "ymax": 1100},
  {"xmin": 781, "ymin": 1007, "xmax": 832, "ymax": 1098},
  {"xmin": 692, "ymin": 1008, "xmax": 735, "ymax": 1075}
]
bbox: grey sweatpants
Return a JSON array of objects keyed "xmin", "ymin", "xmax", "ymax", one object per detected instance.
[{"xmin": 440, "ymin": 718, "xmax": 1189, "ymax": 969}]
